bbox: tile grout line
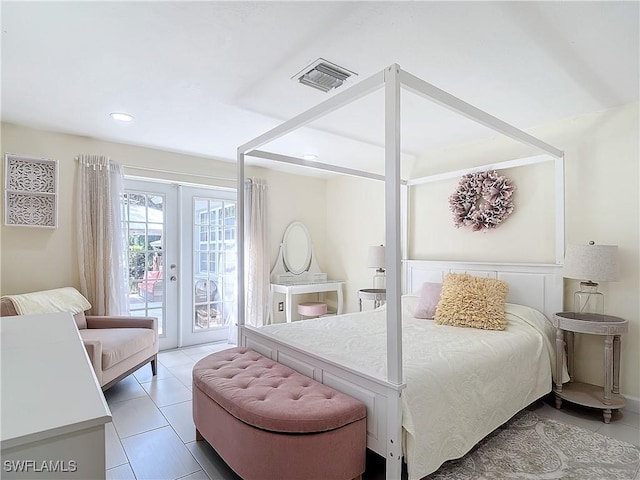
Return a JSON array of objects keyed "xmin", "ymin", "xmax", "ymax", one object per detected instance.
[
  {"xmin": 156, "ymin": 350, "xmax": 218, "ymax": 479},
  {"xmin": 106, "ymin": 344, "xmax": 232, "ymax": 480},
  {"xmin": 108, "ymin": 367, "xmax": 202, "ymax": 479},
  {"xmin": 105, "ymin": 423, "xmax": 132, "ymax": 475},
  {"xmin": 137, "ymin": 354, "xmax": 210, "ymax": 479}
]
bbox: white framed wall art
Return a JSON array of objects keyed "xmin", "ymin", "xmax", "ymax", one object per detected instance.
[{"xmin": 4, "ymin": 153, "xmax": 58, "ymax": 228}]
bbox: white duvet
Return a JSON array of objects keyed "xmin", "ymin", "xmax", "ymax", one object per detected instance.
[{"xmin": 259, "ymin": 297, "xmax": 568, "ymax": 479}]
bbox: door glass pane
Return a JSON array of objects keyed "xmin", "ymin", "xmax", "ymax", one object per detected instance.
[
  {"xmin": 123, "ymin": 191, "xmax": 166, "ymax": 336},
  {"xmin": 193, "ymin": 197, "xmax": 236, "ymax": 332}
]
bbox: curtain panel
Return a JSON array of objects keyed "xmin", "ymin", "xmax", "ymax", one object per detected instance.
[
  {"xmin": 76, "ymin": 154, "xmax": 128, "ymax": 315},
  {"xmin": 244, "ymin": 178, "xmax": 269, "ymax": 327}
]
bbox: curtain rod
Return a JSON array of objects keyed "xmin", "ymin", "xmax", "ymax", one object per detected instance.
[
  {"xmin": 74, "ymin": 156, "xmax": 235, "ymax": 181},
  {"xmin": 121, "ymin": 164, "xmax": 235, "ymax": 182}
]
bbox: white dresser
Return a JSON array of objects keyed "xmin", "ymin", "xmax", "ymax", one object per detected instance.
[{"xmin": 1, "ymin": 312, "xmax": 111, "ymax": 479}]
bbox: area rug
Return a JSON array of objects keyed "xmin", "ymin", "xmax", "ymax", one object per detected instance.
[{"xmin": 426, "ymin": 410, "xmax": 640, "ymax": 480}]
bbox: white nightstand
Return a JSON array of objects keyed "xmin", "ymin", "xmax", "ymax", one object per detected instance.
[
  {"xmin": 358, "ymin": 289, "xmax": 386, "ymax": 311},
  {"xmin": 552, "ymin": 312, "xmax": 628, "ymax": 423}
]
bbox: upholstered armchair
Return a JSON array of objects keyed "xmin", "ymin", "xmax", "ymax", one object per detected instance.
[{"xmin": 0, "ymin": 287, "xmax": 158, "ymax": 390}]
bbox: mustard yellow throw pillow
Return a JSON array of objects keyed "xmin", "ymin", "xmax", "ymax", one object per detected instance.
[{"xmin": 434, "ymin": 273, "xmax": 509, "ymax": 330}]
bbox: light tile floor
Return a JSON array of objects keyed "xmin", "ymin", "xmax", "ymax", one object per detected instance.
[
  {"xmin": 105, "ymin": 342, "xmax": 239, "ymax": 480},
  {"xmin": 105, "ymin": 342, "xmax": 640, "ymax": 480}
]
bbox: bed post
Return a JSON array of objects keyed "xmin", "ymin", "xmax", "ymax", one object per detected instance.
[
  {"xmin": 236, "ymin": 150, "xmax": 245, "ymax": 345},
  {"xmin": 384, "ymin": 63, "xmax": 404, "ymax": 480},
  {"xmin": 384, "ymin": 64, "xmax": 403, "ymax": 385},
  {"xmin": 555, "ymin": 153, "xmax": 565, "ymax": 264},
  {"xmin": 401, "ymin": 183, "xmax": 408, "ymax": 262}
]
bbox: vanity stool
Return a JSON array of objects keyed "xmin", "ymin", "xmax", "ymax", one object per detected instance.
[{"xmin": 298, "ymin": 301, "xmax": 327, "ymax": 319}]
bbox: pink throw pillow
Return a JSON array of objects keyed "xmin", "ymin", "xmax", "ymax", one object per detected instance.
[{"xmin": 414, "ymin": 282, "xmax": 443, "ymax": 319}]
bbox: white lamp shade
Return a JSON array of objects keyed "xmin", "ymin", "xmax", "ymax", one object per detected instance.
[
  {"xmin": 367, "ymin": 245, "xmax": 385, "ymax": 269},
  {"xmin": 563, "ymin": 243, "xmax": 619, "ymax": 282}
]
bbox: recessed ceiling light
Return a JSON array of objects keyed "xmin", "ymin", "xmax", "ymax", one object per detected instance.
[
  {"xmin": 302, "ymin": 154, "xmax": 318, "ymax": 161},
  {"xmin": 110, "ymin": 112, "xmax": 134, "ymax": 122}
]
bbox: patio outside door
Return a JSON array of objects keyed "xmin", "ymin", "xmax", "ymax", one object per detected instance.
[
  {"xmin": 180, "ymin": 186, "xmax": 237, "ymax": 347},
  {"xmin": 123, "ymin": 180, "xmax": 179, "ymax": 350},
  {"xmin": 123, "ymin": 180, "xmax": 237, "ymax": 350}
]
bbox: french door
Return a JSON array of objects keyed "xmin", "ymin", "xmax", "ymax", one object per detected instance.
[
  {"xmin": 123, "ymin": 180, "xmax": 236, "ymax": 350},
  {"xmin": 180, "ymin": 186, "xmax": 237, "ymax": 346}
]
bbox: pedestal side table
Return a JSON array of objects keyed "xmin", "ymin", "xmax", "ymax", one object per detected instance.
[
  {"xmin": 552, "ymin": 312, "xmax": 628, "ymax": 423},
  {"xmin": 358, "ymin": 289, "xmax": 386, "ymax": 311}
]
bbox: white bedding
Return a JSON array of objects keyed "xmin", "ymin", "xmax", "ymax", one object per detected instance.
[{"xmin": 259, "ymin": 297, "xmax": 568, "ymax": 479}]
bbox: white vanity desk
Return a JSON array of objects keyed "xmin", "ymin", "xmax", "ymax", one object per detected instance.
[
  {"xmin": 270, "ymin": 221, "xmax": 343, "ymax": 323},
  {"xmin": 1, "ymin": 312, "xmax": 111, "ymax": 479},
  {"xmin": 270, "ymin": 280, "xmax": 344, "ymax": 323}
]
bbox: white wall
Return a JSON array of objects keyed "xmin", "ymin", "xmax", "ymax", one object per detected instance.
[
  {"xmin": 325, "ymin": 176, "xmax": 386, "ymax": 311},
  {"xmin": 410, "ymin": 161, "xmax": 556, "ymax": 262},
  {"xmin": 325, "ymin": 102, "xmax": 639, "ymax": 400},
  {"xmin": 3, "ymin": 100, "xmax": 638, "ymax": 401},
  {"xmin": 0, "ymin": 124, "xmax": 327, "ymax": 305},
  {"xmin": 0, "ymin": 123, "xmax": 227, "ymax": 295}
]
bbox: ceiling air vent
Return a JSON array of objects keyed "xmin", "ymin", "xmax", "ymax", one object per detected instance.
[{"xmin": 292, "ymin": 58, "xmax": 357, "ymax": 93}]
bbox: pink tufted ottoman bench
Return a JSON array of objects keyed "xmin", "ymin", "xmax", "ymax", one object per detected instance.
[{"xmin": 192, "ymin": 347, "xmax": 366, "ymax": 480}]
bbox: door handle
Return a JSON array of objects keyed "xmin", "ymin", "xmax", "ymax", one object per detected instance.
[{"xmin": 170, "ymin": 276, "xmax": 177, "ymax": 282}]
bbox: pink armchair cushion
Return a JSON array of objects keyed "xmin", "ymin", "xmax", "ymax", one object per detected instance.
[
  {"xmin": 193, "ymin": 348, "xmax": 366, "ymax": 433},
  {"xmin": 86, "ymin": 316, "xmax": 156, "ymax": 330},
  {"xmin": 73, "ymin": 312, "xmax": 88, "ymax": 329},
  {"xmin": 80, "ymin": 328, "xmax": 156, "ymax": 370}
]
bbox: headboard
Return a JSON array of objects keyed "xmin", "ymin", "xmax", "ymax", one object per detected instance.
[{"xmin": 403, "ymin": 260, "xmax": 563, "ymax": 321}]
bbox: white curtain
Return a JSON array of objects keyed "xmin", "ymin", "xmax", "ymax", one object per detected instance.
[
  {"xmin": 244, "ymin": 178, "xmax": 269, "ymax": 327},
  {"xmin": 77, "ymin": 154, "xmax": 128, "ymax": 315}
]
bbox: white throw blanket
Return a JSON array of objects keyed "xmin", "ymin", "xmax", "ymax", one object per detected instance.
[
  {"xmin": 5, "ymin": 287, "xmax": 91, "ymax": 315},
  {"xmin": 259, "ymin": 300, "xmax": 568, "ymax": 479}
]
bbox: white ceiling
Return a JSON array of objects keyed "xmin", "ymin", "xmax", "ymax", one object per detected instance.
[{"xmin": 2, "ymin": 1, "xmax": 638, "ymax": 176}]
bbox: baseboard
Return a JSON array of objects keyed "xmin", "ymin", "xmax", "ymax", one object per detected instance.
[{"xmin": 623, "ymin": 394, "xmax": 640, "ymax": 414}]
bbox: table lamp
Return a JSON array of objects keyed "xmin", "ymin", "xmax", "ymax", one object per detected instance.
[
  {"xmin": 563, "ymin": 241, "xmax": 618, "ymax": 317},
  {"xmin": 367, "ymin": 245, "xmax": 385, "ymax": 289}
]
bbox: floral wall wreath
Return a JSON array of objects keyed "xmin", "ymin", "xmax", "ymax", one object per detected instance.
[{"xmin": 448, "ymin": 170, "xmax": 516, "ymax": 231}]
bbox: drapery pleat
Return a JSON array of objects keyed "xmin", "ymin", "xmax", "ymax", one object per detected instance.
[
  {"xmin": 244, "ymin": 178, "xmax": 269, "ymax": 327},
  {"xmin": 76, "ymin": 154, "xmax": 128, "ymax": 315}
]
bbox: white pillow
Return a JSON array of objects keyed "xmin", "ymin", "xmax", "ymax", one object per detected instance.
[{"xmin": 400, "ymin": 294, "xmax": 419, "ymax": 319}]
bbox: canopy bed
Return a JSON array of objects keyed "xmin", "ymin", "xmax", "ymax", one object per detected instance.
[{"xmin": 235, "ymin": 64, "xmax": 565, "ymax": 479}]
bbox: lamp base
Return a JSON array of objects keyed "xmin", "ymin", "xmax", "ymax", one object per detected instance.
[
  {"xmin": 574, "ymin": 281, "xmax": 604, "ymax": 318},
  {"xmin": 373, "ymin": 271, "xmax": 386, "ymax": 290}
]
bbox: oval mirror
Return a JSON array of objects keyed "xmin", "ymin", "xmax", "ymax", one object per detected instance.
[{"xmin": 282, "ymin": 222, "xmax": 312, "ymax": 275}]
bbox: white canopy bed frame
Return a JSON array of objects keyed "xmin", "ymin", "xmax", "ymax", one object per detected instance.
[{"xmin": 236, "ymin": 64, "xmax": 565, "ymax": 479}]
